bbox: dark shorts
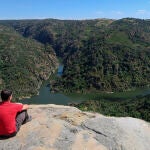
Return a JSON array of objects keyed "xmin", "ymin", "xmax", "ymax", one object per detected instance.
[{"xmin": 0, "ymin": 110, "xmax": 30, "ymax": 139}]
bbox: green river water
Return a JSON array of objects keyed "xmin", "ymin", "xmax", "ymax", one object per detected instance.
[{"xmin": 21, "ymin": 65, "xmax": 150, "ymax": 105}]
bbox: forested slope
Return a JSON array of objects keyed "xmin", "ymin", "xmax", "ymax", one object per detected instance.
[
  {"xmin": 0, "ymin": 25, "xmax": 58, "ymax": 100},
  {"xmin": 0, "ymin": 18, "xmax": 150, "ymax": 93}
]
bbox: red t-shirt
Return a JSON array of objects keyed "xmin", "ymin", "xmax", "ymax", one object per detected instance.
[{"xmin": 0, "ymin": 101, "xmax": 23, "ymax": 135}]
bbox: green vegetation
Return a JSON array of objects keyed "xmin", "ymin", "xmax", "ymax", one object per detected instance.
[
  {"xmin": 0, "ymin": 18, "xmax": 149, "ymax": 121},
  {"xmin": 66, "ymin": 87, "xmax": 150, "ymax": 101},
  {"xmin": 0, "ymin": 18, "xmax": 149, "ymax": 96},
  {"xmin": 51, "ymin": 18, "xmax": 150, "ymax": 92},
  {"xmin": 76, "ymin": 94, "xmax": 150, "ymax": 122},
  {"xmin": 0, "ymin": 25, "xmax": 58, "ymax": 100}
]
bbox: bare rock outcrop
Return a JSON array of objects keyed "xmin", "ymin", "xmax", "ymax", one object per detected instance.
[{"xmin": 0, "ymin": 104, "xmax": 149, "ymax": 150}]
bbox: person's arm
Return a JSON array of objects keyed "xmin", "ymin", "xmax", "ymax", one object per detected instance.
[{"xmin": 22, "ymin": 104, "xmax": 29, "ymax": 110}]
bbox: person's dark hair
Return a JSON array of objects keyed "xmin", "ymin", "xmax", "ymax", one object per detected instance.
[{"xmin": 1, "ymin": 89, "xmax": 12, "ymax": 101}]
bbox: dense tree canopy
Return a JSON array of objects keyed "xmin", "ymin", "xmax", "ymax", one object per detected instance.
[
  {"xmin": 0, "ymin": 25, "xmax": 58, "ymax": 100},
  {"xmin": 0, "ymin": 18, "xmax": 149, "ymax": 94}
]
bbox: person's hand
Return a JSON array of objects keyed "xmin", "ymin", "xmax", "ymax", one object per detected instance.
[{"xmin": 22, "ymin": 104, "xmax": 29, "ymax": 110}]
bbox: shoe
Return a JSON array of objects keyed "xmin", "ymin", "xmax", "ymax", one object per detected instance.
[
  {"xmin": 26, "ymin": 115, "xmax": 32, "ymax": 122},
  {"xmin": 23, "ymin": 115, "xmax": 32, "ymax": 124}
]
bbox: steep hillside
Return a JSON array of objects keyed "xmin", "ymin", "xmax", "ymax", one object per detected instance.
[
  {"xmin": 0, "ymin": 25, "xmax": 58, "ymax": 100},
  {"xmin": 54, "ymin": 18, "xmax": 150, "ymax": 92},
  {"xmin": 0, "ymin": 18, "xmax": 150, "ymax": 92}
]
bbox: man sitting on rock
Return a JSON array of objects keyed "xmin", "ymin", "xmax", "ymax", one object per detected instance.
[{"xmin": 0, "ymin": 89, "xmax": 32, "ymax": 138}]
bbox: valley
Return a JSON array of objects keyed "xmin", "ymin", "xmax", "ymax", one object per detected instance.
[{"xmin": 0, "ymin": 18, "xmax": 149, "ymax": 121}]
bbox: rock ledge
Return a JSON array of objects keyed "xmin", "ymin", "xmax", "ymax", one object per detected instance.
[{"xmin": 0, "ymin": 104, "xmax": 149, "ymax": 150}]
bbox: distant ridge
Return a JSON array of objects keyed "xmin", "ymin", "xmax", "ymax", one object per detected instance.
[{"xmin": 0, "ymin": 18, "xmax": 149, "ymax": 94}]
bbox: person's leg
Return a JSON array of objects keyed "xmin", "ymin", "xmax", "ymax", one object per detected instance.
[{"xmin": 16, "ymin": 110, "xmax": 31, "ymax": 132}]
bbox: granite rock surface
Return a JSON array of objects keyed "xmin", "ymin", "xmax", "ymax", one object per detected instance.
[{"xmin": 0, "ymin": 104, "xmax": 149, "ymax": 150}]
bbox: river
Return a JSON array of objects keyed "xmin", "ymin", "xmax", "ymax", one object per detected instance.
[
  {"xmin": 20, "ymin": 65, "xmax": 85, "ymax": 105},
  {"xmin": 21, "ymin": 65, "xmax": 150, "ymax": 105}
]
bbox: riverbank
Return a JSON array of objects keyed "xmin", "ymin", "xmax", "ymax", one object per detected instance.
[
  {"xmin": 64, "ymin": 87, "xmax": 150, "ymax": 102},
  {"xmin": 20, "ymin": 77, "xmax": 150, "ymax": 105},
  {"xmin": 20, "ymin": 63, "xmax": 150, "ymax": 105},
  {"xmin": 17, "ymin": 69, "xmax": 57, "ymax": 101}
]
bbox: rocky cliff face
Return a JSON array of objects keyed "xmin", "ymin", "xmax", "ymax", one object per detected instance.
[{"xmin": 0, "ymin": 104, "xmax": 149, "ymax": 150}]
